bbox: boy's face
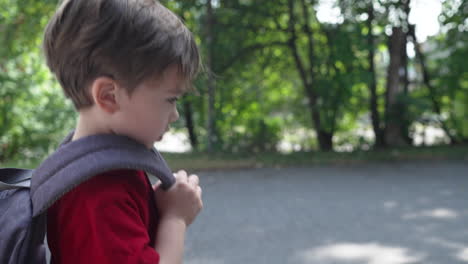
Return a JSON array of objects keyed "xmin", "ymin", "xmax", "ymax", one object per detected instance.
[{"xmin": 114, "ymin": 66, "xmax": 184, "ymax": 148}]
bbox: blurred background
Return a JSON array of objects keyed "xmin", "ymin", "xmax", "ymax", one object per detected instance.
[
  {"xmin": 2, "ymin": 1, "xmax": 467, "ymax": 263},
  {"xmin": 1, "ymin": 0, "xmax": 467, "ymax": 167}
]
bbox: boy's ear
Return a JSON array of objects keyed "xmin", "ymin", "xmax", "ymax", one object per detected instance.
[{"xmin": 90, "ymin": 77, "xmax": 120, "ymax": 114}]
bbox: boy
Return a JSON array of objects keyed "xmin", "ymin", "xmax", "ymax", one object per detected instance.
[{"xmin": 42, "ymin": 0, "xmax": 203, "ymax": 263}]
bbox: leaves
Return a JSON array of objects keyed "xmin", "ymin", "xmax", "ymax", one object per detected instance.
[{"xmin": 1, "ymin": 0, "xmax": 466, "ymax": 161}]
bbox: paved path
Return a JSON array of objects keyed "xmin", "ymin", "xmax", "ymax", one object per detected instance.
[{"xmin": 183, "ymin": 161, "xmax": 468, "ymax": 264}]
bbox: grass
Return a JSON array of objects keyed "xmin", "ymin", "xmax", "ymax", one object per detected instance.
[
  {"xmin": 2, "ymin": 159, "xmax": 41, "ymax": 169},
  {"xmin": 163, "ymin": 144, "xmax": 468, "ymax": 172},
  {"xmin": 3, "ymin": 144, "xmax": 468, "ymax": 171}
]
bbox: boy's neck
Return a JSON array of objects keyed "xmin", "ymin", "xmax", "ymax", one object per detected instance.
[{"xmin": 73, "ymin": 108, "xmax": 112, "ymax": 142}]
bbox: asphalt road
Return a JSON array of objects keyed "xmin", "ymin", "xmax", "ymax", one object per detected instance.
[{"xmin": 183, "ymin": 161, "xmax": 468, "ymax": 264}]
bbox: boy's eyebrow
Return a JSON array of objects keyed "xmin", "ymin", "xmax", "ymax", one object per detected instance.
[
  {"xmin": 168, "ymin": 86, "xmax": 183, "ymax": 95},
  {"xmin": 168, "ymin": 82, "xmax": 187, "ymax": 95},
  {"xmin": 167, "ymin": 90, "xmax": 185, "ymax": 98}
]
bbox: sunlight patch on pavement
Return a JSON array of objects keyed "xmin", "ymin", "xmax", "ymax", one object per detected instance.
[
  {"xmin": 384, "ymin": 201, "xmax": 398, "ymax": 209},
  {"xmin": 294, "ymin": 242, "xmax": 424, "ymax": 264},
  {"xmin": 402, "ymin": 208, "xmax": 458, "ymax": 220},
  {"xmin": 456, "ymin": 248, "xmax": 468, "ymax": 262}
]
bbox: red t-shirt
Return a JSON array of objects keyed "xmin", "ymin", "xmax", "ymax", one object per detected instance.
[{"xmin": 47, "ymin": 169, "xmax": 160, "ymax": 264}]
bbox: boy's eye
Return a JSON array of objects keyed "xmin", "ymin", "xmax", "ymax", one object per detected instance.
[{"xmin": 167, "ymin": 97, "xmax": 179, "ymax": 104}]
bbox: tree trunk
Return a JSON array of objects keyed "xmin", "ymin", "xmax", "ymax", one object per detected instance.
[
  {"xmin": 384, "ymin": 27, "xmax": 408, "ymax": 147},
  {"xmin": 317, "ymin": 130, "xmax": 333, "ymax": 152},
  {"xmin": 183, "ymin": 99, "xmax": 198, "ymax": 150},
  {"xmin": 176, "ymin": 10, "xmax": 199, "ymax": 152},
  {"xmin": 287, "ymin": 0, "xmax": 332, "ymax": 152},
  {"xmin": 400, "ymin": 34, "xmax": 412, "ymax": 145},
  {"xmin": 206, "ymin": 0, "xmax": 217, "ymax": 152},
  {"xmin": 366, "ymin": 2, "xmax": 386, "ymax": 148},
  {"xmin": 408, "ymin": 25, "xmax": 459, "ymax": 144},
  {"xmin": 400, "ymin": 0, "xmax": 412, "ymax": 145}
]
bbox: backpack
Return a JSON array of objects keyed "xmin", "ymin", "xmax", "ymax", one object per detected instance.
[{"xmin": 0, "ymin": 132, "xmax": 175, "ymax": 264}]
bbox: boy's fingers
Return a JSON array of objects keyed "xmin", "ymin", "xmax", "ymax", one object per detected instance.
[
  {"xmin": 188, "ymin": 174, "xmax": 199, "ymax": 186},
  {"xmin": 175, "ymin": 170, "xmax": 188, "ymax": 182},
  {"xmin": 197, "ymin": 186, "xmax": 202, "ymax": 196}
]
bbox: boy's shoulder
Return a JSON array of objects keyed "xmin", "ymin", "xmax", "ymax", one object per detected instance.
[
  {"xmin": 70, "ymin": 169, "xmax": 149, "ymax": 195},
  {"xmin": 30, "ymin": 132, "xmax": 174, "ymax": 217},
  {"xmin": 56, "ymin": 169, "xmax": 151, "ymax": 207}
]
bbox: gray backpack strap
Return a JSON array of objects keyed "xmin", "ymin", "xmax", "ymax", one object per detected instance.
[
  {"xmin": 0, "ymin": 168, "xmax": 33, "ymax": 190},
  {"xmin": 30, "ymin": 133, "xmax": 175, "ymax": 217}
]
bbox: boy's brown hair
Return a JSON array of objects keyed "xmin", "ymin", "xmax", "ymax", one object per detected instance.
[{"xmin": 43, "ymin": 0, "xmax": 200, "ymax": 109}]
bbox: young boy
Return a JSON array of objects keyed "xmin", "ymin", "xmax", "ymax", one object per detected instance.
[{"xmin": 42, "ymin": 0, "xmax": 203, "ymax": 263}]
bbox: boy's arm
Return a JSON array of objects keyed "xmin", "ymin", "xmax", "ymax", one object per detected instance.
[
  {"xmin": 153, "ymin": 170, "xmax": 203, "ymax": 264},
  {"xmin": 154, "ymin": 217, "xmax": 186, "ymax": 264}
]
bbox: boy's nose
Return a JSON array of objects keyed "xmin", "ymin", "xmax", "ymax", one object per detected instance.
[{"xmin": 170, "ymin": 108, "xmax": 180, "ymax": 123}]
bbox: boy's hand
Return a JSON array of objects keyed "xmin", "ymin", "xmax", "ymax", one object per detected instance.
[{"xmin": 153, "ymin": 170, "xmax": 203, "ymax": 227}]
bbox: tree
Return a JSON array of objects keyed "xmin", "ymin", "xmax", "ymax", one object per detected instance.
[
  {"xmin": 0, "ymin": 0, "xmax": 75, "ymax": 161},
  {"xmin": 425, "ymin": 0, "xmax": 468, "ymax": 143},
  {"xmin": 205, "ymin": 0, "xmax": 218, "ymax": 152},
  {"xmin": 366, "ymin": 0, "xmax": 386, "ymax": 148},
  {"xmin": 384, "ymin": 26, "xmax": 408, "ymax": 146}
]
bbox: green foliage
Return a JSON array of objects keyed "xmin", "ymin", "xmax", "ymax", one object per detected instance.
[
  {"xmin": 430, "ymin": 0, "xmax": 468, "ymax": 141},
  {"xmin": 1, "ymin": 0, "xmax": 466, "ymax": 163},
  {"xmin": 0, "ymin": 0, "xmax": 74, "ymax": 161},
  {"xmin": 161, "ymin": 144, "xmax": 468, "ymax": 171}
]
